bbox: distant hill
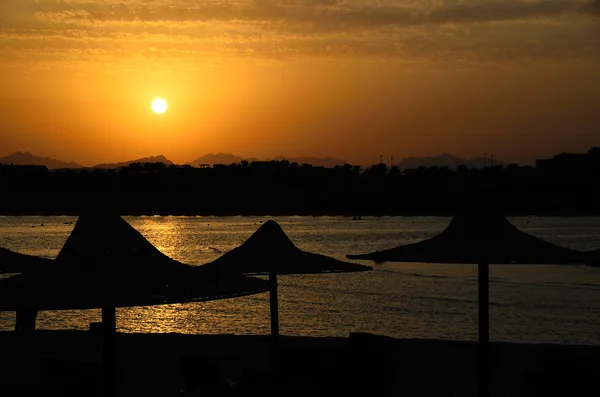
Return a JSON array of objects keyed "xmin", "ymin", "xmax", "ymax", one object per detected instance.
[
  {"xmin": 187, "ymin": 153, "xmax": 346, "ymax": 168},
  {"xmin": 93, "ymin": 155, "xmax": 173, "ymax": 169},
  {"xmin": 187, "ymin": 153, "xmax": 250, "ymax": 167},
  {"xmin": 398, "ymin": 153, "xmax": 507, "ymax": 170},
  {"xmin": 0, "ymin": 151, "xmax": 82, "ymax": 170}
]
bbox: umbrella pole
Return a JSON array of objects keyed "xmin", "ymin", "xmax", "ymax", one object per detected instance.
[
  {"xmin": 268, "ymin": 270, "xmax": 280, "ymax": 375},
  {"xmin": 478, "ymin": 262, "xmax": 490, "ymax": 397},
  {"xmin": 102, "ymin": 305, "xmax": 117, "ymax": 397}
]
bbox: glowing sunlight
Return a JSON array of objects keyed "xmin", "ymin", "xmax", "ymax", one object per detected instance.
[{"xmin": 151, "ymin": 98, "xmax": 168, "ymax": 114}]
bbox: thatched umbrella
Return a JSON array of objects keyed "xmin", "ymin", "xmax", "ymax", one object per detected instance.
[
  {"xmin": 587, "ymin": 249, "xmax": 600, "ymax": 267},
  {"xmin": 0, "ymin": 247, "xmax": 54, "ymax": 330},
  {"xmin": 0, "ymin": 247, "xmax": 51, "ymax": 274},
  {"xmin": 346, "ymin": 210, "xmax": 590, "ymax": 397},
  {"xmin": 0, "ymin": 213, "xmax": 269, "ymax": 313},
  {"xmin": 0, "ymin": 213, "xmax": 269, "ymax": 397},
  {"xmin": 199, "ymin": 220, "xmax": 371, "ymax": 370}
]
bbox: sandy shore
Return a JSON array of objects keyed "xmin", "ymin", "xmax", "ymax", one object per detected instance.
[{"xmin": 1, "ymin": 331, "xmax": 599, "ymax": 396}]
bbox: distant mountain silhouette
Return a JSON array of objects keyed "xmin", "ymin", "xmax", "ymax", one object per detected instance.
[
  {"xmin": 397, "ymin": 153, "xmax": 506, "ymax": 170},
  {"xmin": 93, "ymin": 155, "xmax": 173, "ymax": 169},
  {"xmin": 188, "ymin": 153, "xmax": 346, "ymax": 168},
  {"xmin": 0, "ymin": 151, "xmax": 82, "ymax": 170},
  {"xmin": 1, "ymin": 151, "xmax": 508, "ymax": 171},
  {"xmin": 187, "ymin": 153, "xmax": 251, "ymax": 167}
]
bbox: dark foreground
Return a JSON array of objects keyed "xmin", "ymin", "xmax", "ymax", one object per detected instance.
[{"xmin": 1, "ymin": 331, "xmax": 599, "ymax": 396}]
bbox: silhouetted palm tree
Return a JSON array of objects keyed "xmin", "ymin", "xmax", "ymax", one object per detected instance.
[{"xmin": 128, "ymin": 162, "xmax": 142, "ymax": 172}]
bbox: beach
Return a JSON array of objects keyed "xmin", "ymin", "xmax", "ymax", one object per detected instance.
[
  {"xmin": 2, "ymin": 331, "xmax": 599, "ymax": 396},
  {"xmin": 2, "ymin": 216, "xmax": 600, "ymax": 396}
]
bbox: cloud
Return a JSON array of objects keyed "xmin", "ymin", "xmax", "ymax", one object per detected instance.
[
  {"xmin": 580, "ymin": 0, "xmax": 600, "ymax": 16},
  {"xmin": 0, "ymin": 0, "xmax": 598, "ymax": 67},
  {"xmin": 21, "ymin": 1, "xmax": 583, "ymax": 28}
]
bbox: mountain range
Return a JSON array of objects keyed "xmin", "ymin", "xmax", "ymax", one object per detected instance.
[
  {"xmin": 1, "ymin": 151, "xmax": 508, "ymax": 170},
  {"xmin": 0, "ymin": 151, "xmax": 83, "ymax": 170},
  {"xmin": 187, "ymin": 153, "xmax": 348, "ymax": 168},
  {"xmin": 397, "ymin": 153, "xmax": 506, "ymax": 170},
  {"xmin": 93, "ymin": 155, "xmax": 173, "ymax": 169},
  {"xmin": 186, "ymin": 153, "xmax": 252, "ymax": 167}
]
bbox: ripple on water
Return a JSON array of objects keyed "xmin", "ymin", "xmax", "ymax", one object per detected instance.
[{"xmin": 0, "ymin": 216, "xmax": 600, "ymax": 345}]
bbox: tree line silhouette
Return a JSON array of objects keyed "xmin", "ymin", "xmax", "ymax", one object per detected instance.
[{"xmin": 1, "ymin": 147, "xmax": 599, "ymax": 216}]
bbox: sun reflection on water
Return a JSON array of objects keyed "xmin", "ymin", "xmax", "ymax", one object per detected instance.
[
  {"xmin": 116, "ymin": 294, "xmax": 271, "ymax": 335},
  {"xmin": 131, "ymin": 217, "xmax": 186, "ymax": 262},
  {"xmin": 2, "ymin": 216, "xmax": 600, "ymax": 345}
]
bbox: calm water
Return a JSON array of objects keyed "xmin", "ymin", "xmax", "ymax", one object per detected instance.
[{"xmin": 1, "ymin": 216, "xmax": 600, "ymax": 345}]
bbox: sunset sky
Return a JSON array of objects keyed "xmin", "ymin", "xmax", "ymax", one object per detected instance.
[{"xmin": 1, "ymin": 0, "xmax": 599, "ymax": 166}]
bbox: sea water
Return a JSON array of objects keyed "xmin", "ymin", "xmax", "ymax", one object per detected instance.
[{"xmin": 1, "ymin": 215, "xmax": 600, "ymax": 346}]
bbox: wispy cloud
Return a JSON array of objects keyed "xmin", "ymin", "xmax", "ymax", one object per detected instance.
[
  {"xmin": 580, "ymin": 0, "xmax": 600, "ymax": 16},
  {"xmin": 6, "ymin": 1, "xmax": 587, "ymax": 28},
  {"xmin": 0, "ymin": 0, "xmax": 598, "ymax": 68}
]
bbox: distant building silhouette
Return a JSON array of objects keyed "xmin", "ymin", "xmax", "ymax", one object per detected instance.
[{"xmin": 535, "ymin": 152, "xmax": 591, "ymax": 172}]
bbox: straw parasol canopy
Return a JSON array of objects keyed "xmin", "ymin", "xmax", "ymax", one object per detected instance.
[
  {"xmin": 200, "ymin": 220, "xmax": 371, "ymax": 373},
  {"xmin": 0, "ymin": 247, "xmax": 52, "ymax": 274},
  {"xmin": 346, "ymin": 209, "xmax": 590, "ymax": 397},
  {"xmin": 587, "ymin": 249, "xmax": 600, "ymax": 267},
  {"xmin": 0, "ymin": 247, "xmax": 54, "ymax": 332},
  {"xmin": 0, "ymin": 270, "xmax": 267, "ymax": 311},
  {"xmin": 200, "ymin": 220, "xmax": 370, "ymax": 276},
  {"xmin": 0, "ymin": 213, "xmax": 270, "ymax": 397},
  {"xmin": 346, "ymin": 211, "xmax": 590, "ymax": 264},
  {"xmin": 0, "ymin": 213, "xmax": 270, "ymax": 311}
]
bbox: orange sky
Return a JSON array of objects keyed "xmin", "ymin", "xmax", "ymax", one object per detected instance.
[{"xmin": 1, "ymin": 0, "xmax": 599, "ymax": 166}]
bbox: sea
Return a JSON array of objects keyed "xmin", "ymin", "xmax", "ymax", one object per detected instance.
[{"xmin": 1, "ymin": 215, "xmax": 600, "ymax": 346}]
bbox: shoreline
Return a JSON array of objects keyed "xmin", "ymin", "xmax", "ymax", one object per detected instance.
[{"xmin": 1, "ymin": 212, "xmax": 599, "ymax": 217}]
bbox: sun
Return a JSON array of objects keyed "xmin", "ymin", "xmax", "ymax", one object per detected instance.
[{"xmin": 151, "ymin": 98, "xmax": 168, "ymax": 114}]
